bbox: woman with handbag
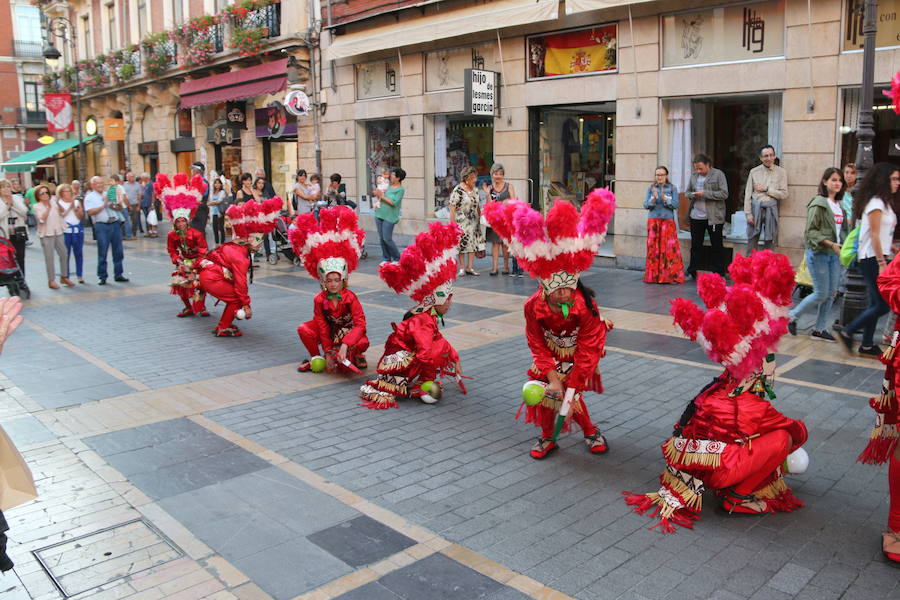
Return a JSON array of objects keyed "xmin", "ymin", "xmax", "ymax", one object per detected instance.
[
  {"xmin": 56, "ymin": 184, "xmax": 85, "ymax": 284},
  {"xmin": 482, "ymin": 163, "xmax": 515, "ymax": 276},
  {"xmin": 0, "ymin": 180, "xmax": 28, "ymax": 277},
  {"xmin": 449, "ymin": 166, "xmax": 485, "ymax": 276},
  {"xmin": 643, "ymin": 166, "xmax": 684, "ymax": 284}
]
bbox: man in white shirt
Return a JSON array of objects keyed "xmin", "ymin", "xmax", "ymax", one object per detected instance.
[
  {"xmin": 744, "ymin": 145, "xmax": 788, "ymax": 255},
  {"xmin": 83, "ymin": 176, "xmax": 128, "ymax": 285}
]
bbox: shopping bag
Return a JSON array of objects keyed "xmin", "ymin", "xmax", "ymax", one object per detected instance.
[
  {"xmin": 146, "ymin": 210, "xmax": 158, "ymax": 227},
  {"xmin": 840, "ymin": 225, "xmax": 860, "ymax": 268},
  {"xmin": 795, "ymin": 255, "xmax": 813, "ymax": 288},
  {"xmin": 0, "ymin": 425, "xmax": 37, "ymax": 511},
  {"xmin": 677, "ymin": 193, "xmax": 691, "ymax": 231}
]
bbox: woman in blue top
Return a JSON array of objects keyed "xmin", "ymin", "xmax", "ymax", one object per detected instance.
[
  {"xmin": 209, "ymin": 178, "xmax": 227, "ymax": 245},
  {"xmin": 372, "ymin": 167, "xmax": 405, "ymax": 264},
  {"xmin": 644, "ymin": 166, "xmax": 684, "ymax": 283}
]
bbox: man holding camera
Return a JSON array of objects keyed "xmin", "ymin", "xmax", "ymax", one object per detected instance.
[{"xmin": 83, "ymin": 176, "xmax": 128, "ymax": 285}]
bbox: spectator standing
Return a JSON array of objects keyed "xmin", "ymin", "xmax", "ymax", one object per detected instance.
[
  {"xmin": 108, "ymin": 174, "xmax": 133, "ymax": 240},
  {"xmin": 84, "ymin": 176, "xmax": 128, "ymax": 285},
  {"xmin": 372, "ymin": 166, "xmax": 405, "ymax": 264},
  {"xmin": 33, "ymin": 185, "xmax": 74, "ymax": 289},
  {"xmin": 140, "ymin": 174, "xmax": 157, "ymax": 237},
  {"xmin": 56, "ymin": 183, "xmax": 85, "ymax": 284},
  {"xmin": 293, "ymin": 170, "xmax": 316, "ymax": 213},
  {"xmin": 254, "ymin": 168, "xmax": 276, "ymax": 198},
  {"xmin": 744, "ymin": 145, "xmax": 788, "ymax": 255},
  {"xmin": 843, "ymin": 163, "xmax": 858, "ymax": 218},
  {"xmin": 643, "ymin": 166, "xmax": 683, "ymax": 284},
  {"xmin": 787, "ymin": 168, "xmax": 848, "ymax": 341},
  {"xmin": 685, "ymin": 154, "xmax": 729, "ymax": 278},
  {"xmin": 449, "ymin": 165, "xmax": 485, "ymax": 276},
  {"xmin": 253, "ymin": 176, "xmax": 274, "ymax": 260},
  {"xmin": 483, "ymin": 163, "xmax": 514, "ymax": 276},
  {"xmin": 71, "ymin": 180, "xmax": 83, "ymax": 202},
  {"xmin": 210, "ymin": 178, "xmax": 227, "ymax": 245},
  {"xmin": 190, "ymin": 162, "xmax": 210, "ymax": 238},
  {"xmin": 123, "ymin": 172, "xmax": 144, "ymax": 237},
  {"xmin": 234, "ymin": 173, "xmax": 255, "ymax": 204},
  {"xmin": 836, "ymin": 163, "xmax": 900, "ymax": 357},
  {"xmin": 0, "ymin": 180, "xmax": 28, "ymax": 276}
]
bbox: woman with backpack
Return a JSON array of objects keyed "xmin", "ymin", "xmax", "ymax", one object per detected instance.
[
  {"xmin": 787, "ymin": 168, "xmax": 849, "ymax": 341},
  {"xmin": 835, "ymin": 163, "xmax": 900, "ymax": 357}
]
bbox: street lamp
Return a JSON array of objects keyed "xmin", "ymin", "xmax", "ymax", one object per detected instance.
[
  {"xmin": 42, "ymin": 18, "xmax": 86, "ymax": 184},
  {"xmin": 854, "ymin": 0, "xmax": 878, "ymax": 186}
]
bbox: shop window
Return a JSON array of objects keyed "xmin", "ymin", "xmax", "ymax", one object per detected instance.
[
  {"xmin": 433, "ymin": 116, "xmax": 493, "ymax": 214},
  {"xmin": 105, "ymin": 3, "xmax": 116, "ymax": 51},
  {"xmin": 23, "ymin": 80, "xmax": 43, "ymax": 113},
  {"xmin": 356, "ymin": 60, "xmax": 400, "ymax": 100},
  {"xmin": 14, "ymin": 6, "xmax": 41, "ymax": 43},
  {"xmin": 839, "ymin": 87, "xmax": 900, "ymax": 168},
  {"xmin": 426, "ymin": 43, "xmax": 496, "ymax": 92},
  {"xmin": 365, "ymin": 119, "xmax": 401, "ymax": 195},
  {"xmin": 137, "ymin": 0, "xmax": 147, "ymax": 39},
  {"xmin": 82, "ymin": 15, "xmax": 91, "ymax": 58},
  {"xmin": 176, "ymin": 109, "xmax": 193, "ymax": 138},
  {"xmin": 527, "ymin": 24, "xmax": 617, "ymax": 81},
  {"xmin": 844, "ymin": 0, "xmax": 900, "ymax": 51}
]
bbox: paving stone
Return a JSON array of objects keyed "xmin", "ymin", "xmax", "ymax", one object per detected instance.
[
  {"xmin": 307, "ymin": 515, "xmax": 416, "ymax": 567},
  {"xmin": 334, "ymin": 582, "xmax": 402, "ymax": 600},
  {"xmin": 234, "ymin": 538, "xmax": 353, "ymax": 600},
  {"xmin": 378, "ymin": 553, "xmax": 505, "ymax": 600},
  {"xmin": 1, "ymin": 415, "xmax": 56, "ymax": 446}
]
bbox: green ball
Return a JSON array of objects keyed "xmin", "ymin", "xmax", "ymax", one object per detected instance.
[
  {"xmin": 422, "ymin": 381, "xmax": 442, "ymax": 399},
  {"xmin": 310, "ymin": 356, "xmax": 327, "ymax": 373},
  {"xmin": 522, "ymin": 381, "xmax": 546, "ymax": 406}
]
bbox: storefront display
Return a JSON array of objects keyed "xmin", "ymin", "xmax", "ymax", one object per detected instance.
[
  {"xmin": 365, "ymin": 119, "xmax": 401, "ymax": 194},
  {"xmin": 840, "ymin": 86, "xmax": 900, "ymax": 168},
  {"xmin": 433, "ymin": 116, "xmax": 493, "ymax": 212},
  {"xmin": 527, "ymin": 24, "xmax": 617, "ymax": 80},
  {"xmin": 256, "ymin": 101, "xmax": 298, "ymax": 199}
]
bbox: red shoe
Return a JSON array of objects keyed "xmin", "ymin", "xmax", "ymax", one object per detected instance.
[
  {"xmin": 177, "ymin": 309, "xmax": 195, "ymax": 318},
  {"xmin": 214, "ymin": 328, "xmax": 242, "ymax": 337},
  {"xmin": 297, "ymin": 360, "xmax": 312, "ymax": 372},
  {"xmin": 530, "ymin": 438, "xmax": 557, "ymax": 460},
  {"xmin": 355, "ymin": 356, "xmax": 368, "ymax": 369},
  {"xmin": 883, "ymin": 532, "xmax": 900, "ymax": 564},
  {"xmin": 584, "ymin": 432, "xmax": 609, "ymax": 454},
  {"xmin": 721, "ymin": 497, "xmax": 772, "ymax": 515},
  {"xmin": 199, "ymin": 311, "xmax": 210, "ymax": 317}
]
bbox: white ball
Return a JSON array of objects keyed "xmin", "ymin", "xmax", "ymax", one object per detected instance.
[
  {"xmin": 785, "ymin": 447, "xmax": 809, "ymax": 474},
  {"xmin": 235, "ymin": 309, "xmax": 246, "ymax": 320}
]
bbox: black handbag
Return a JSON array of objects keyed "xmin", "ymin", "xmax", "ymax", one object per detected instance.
[{"xmin": 9, "ymin": 226, "xmax": 27, "ymax": 244}]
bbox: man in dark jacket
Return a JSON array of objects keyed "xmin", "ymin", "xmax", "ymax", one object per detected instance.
[{"xmin": 685, "ymin": 153, "xmax": 729, "ymax": 278}]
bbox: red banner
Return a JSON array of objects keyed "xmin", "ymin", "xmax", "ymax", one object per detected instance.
[{"xmin": 44, "ymin": 93, "xmax": 74, "ymax": 132}]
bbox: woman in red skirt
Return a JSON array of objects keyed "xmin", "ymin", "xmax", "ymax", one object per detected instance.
[{"xmin": 644, "ymin": 166, "xmax": 684, "ymax": 284}]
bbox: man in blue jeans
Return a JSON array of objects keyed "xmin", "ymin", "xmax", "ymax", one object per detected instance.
[{"xmin": 83, "ymin": 176, "xmax": 129, "ymax": 285}]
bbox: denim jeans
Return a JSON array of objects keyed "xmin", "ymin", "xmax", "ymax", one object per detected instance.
[
  {"xmin": 63, "ymin": 223, "xmax": 84, "ymax": 278},
  {"xmin": 844, "ymin": 256, "xmax": 891, "ymax": 347},
  {"xmin": 375, "ymin": 217, "xmax": 400, "ymax": 262},
  {"xmin": 789, "ymin": 249, "xmax": 841, "ymax": 331},
  {"xmin": 94, "ymin": 222, "xmax": 124, "ymax": 281},
  {"xmin": 119, "ymin": 209, "xmax": 133, "ymax": 238}
]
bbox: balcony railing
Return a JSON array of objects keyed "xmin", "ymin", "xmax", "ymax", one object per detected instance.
[
  {"xmin": 199, "ymin": 22, "xmax": 225, "ymax": 53},
  {"xmin": 17, "ymin": 108, "xmax": 45, "ymax": 126},
  {"xmin": 14, "ymin": 40, "xmax": 43, "ymax": 58},
  {"xmin": 235, "ymin": 3, "xmax": 281, "ymax": 39}
]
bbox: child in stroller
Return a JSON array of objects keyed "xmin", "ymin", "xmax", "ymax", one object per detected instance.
[{"xmin": 267, "ymin": 212, "xmax": 301, "ymax": 265}]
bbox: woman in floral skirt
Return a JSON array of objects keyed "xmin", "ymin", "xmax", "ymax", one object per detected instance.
[{"xmin": 644, "ymin": 166, "xmax": 684, "ymax": 284}]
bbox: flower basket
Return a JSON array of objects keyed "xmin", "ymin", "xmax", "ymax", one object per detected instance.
[{"xmin": 230, "ymin": 25, "xmax": 268, "ymax": 57}]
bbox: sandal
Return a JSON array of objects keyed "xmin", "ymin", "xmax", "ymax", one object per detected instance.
[
  {"xmin": 215, "ymin": 328, "xmax": 242, "ymax": 337},
  {"xmin": 465, "ymin": 269, "xmax": 480, "ymax": 276},
  {"xmin": 720, "ymin": 490, "xmax": 771, "ymax": 515},
  {"xmin": 584, "ymin": 432, "xmax": 609, "ymax": 454},
  {"xmin": 297, "ymin": 360, "xmax": 312, "ymax": 372},
  {"xmin": 502, "ymin": 270, "xmax": 510, "ymax": 276},
  {"xmin": 489, "ymin": 271, "xmax": 498, "ymax": 276},
  {"xmin": 530, "ymin": 437, "xmax": 557, "ymax": 460},
  {"xmin": 883, "ymin": 532, "xmax": 900, "ymax": 563},
  {"xmin": 355, "ymin": 356, "xmax": 368, "ymax": 369},
  {"xmin": 177, "ymin": 309, "xmax": 195, "ymax": 318},
  {"xmin": 199, "ymin": 311, "xmax": 211, "ymax": 317}
]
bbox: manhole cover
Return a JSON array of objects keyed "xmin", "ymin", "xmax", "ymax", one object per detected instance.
[{"xmin": 32, "ymin": 518, "xmax": 184, "ymax": 597}]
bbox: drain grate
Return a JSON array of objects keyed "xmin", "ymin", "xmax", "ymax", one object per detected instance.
[{"xmin": 32, "ymin": 518, "xmax": 184, "ymax": 597}]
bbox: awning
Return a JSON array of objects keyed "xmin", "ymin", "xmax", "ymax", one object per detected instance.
[
  {"xmin": 565, "ymin": 0, "xmax": 656, "ymax": 16},
  {"xmin": 0, "ymin": 136, "xmax": 98, "ymax": 173},
  {"xmin": 323, "ymin": 0, "xmax": 558, "ymax": 62},
  {"xmin": 179, "ymin": 58, "xmax": 288, "ymax": 110}
]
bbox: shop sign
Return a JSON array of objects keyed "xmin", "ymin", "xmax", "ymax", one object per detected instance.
[
  {"xmin": 44, "ymin": 93, "xmax": 73, "ymax": 133},
  {"xmin": 254, "ymin": 102, "xmax": 297, "ymax": 139},
  {"xmin": 661, "ymin": 1, "xmax": 785, "ymax": 68},
  {"xmin": 225, "ymin": 101, "xmax": 247, "ymax": 129},
  {"xmin": 284, "ymin": 89, "xmax": 311, "ymax": 116},
  {"xmin": 170, "ymin": 137, "xmax": 196, "ymax": 153},
  {"xmin": 137, "ymin": 141, "xmax": 158, "ymax": 155},
  {"xmin": 104, "ymin": 118, "xmax": 126, "ymax": 141},
  {"xmin": 845, "ymin": 0, "xmax": 900, "ymax": 51},
  {"xmin": 356, "ymin": 59, "xmax": 400, "ymax": 100},
  {"xmin": 206, "ymin": 119, "xmax": 242, "ymax": 145},
  {"xmin": 527, "ymin": 25, "xmax": 617, "ymax": 80},
  {"xmin": 464, "ymin": 69, "xmax": 499, "ymax": 117},
  {"xmin": 426, "ymin": 43, "xmax": 496, "ymax": 92}
]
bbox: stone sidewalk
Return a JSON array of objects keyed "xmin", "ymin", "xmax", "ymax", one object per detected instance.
[{"xmin": 0, "ymin": 229, "xmax": 896, "ymax": 600}]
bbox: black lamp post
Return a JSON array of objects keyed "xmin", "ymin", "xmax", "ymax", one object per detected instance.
[
  {"xmin": 854, "ymin": 0, "xmax": 878, "ymax": 185},
  {"xmin": 43, "ymin": 17, "xmax": 85, "ymax": 184}
]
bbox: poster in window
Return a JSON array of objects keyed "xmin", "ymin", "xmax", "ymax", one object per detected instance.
[
  {"xmin": 527, "ymin": 25, "xmax": 617, "ymax": 80},
  {"xmin": 255, "ymin": 102, "xmax": 297, "ymax": 139}
]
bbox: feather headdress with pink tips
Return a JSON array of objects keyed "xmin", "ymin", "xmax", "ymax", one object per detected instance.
[
  {"xmin": 379, "ymin": 221, "xmax": 462, "ymax": 313},
  {"xmin": 289, "ymin": 206, "xmax": 366, "ymax": 283},
  {"xmin": 482, "ymin": 189, "xmax": 616, "ymax": 292},
  {"xmin": 155, "ymin": 172, "xmax": 207, "ymax": 222},
  {"xmin": 226, "ymin": 197, "xmax": 282, "ymax": 241},
  {"xmin": 670, "ymin": 250, "xmax": 794, "ymax": 381}
]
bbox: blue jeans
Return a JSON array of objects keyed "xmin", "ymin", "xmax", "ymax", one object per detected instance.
[
  {"xmin": 844, "ymin": 256, "xmax": 891, "ymax": 347},
  {"xmin": 119, "ymin": 209, "xmax": 133, "ymax": 238},
  {"xmin": 94, "ymin": 222, "xmax": 124, "ymax": 281},
  {"xmin": 64, "ymin": 223, "xmax": 84, "ymax": 278},
  {"xmin": 789, "ymin": 249, "xmax": 841, "ymax": 331},
  {"xmin": 376, "ymin": 217, "xmax": 400, "ymax": 262}
]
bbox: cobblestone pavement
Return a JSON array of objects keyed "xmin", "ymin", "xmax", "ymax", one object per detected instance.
[{"xmin": 0, "ymin": 227, "xmax": 898, "ymax": 600}]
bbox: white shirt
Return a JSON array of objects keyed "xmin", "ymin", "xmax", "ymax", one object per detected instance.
[
  {"xmin": 690, "ymin": 174, "xmax": 708, "ymax": 220},
  {"xmin": 58, "ymin": 199, "xmax": 82, "ymax": 226},
  {"xmin": 84, "ymin": 189, "xmax": 119, "ymax": 223},
  {"xmin": 858, "ymin": 196, "xmax": 897, "ymax": 260},
  {"xmin": 827, "ymin": 198, "xmax": 844, "ymax": 244}
]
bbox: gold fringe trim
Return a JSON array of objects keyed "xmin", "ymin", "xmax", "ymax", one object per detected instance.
[
  {"xmin": 546, "ymin": 340, "xmax": 576, "ymax": 359},
  {"xmin": 663, "ymin": 438, "xmax": 723, "ymax": 469},
  {"xmin": 753, "ymin": 475, "xmax": 789, "ymax": 500},
  {"xmin": 875, "ymin": 385, "xmax": 896, "ymax": 411},
  {"xmin": 648, "ymin": 468, "xmax": 704, "ymax": 519},
  {"xmin": 871, "ymin": 414, "xmax": 900, "ymax": 442},
  {"xmin": 377, "ymin": 350, "xmax": 414, "ymax": 373}
]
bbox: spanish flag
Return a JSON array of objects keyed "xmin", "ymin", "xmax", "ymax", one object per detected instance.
[{"xmin": 543, "ymin": 26, "xmax": 616, "ymax": 77}]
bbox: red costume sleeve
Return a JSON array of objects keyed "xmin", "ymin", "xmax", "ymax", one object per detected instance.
[
  {"xmin": 312, "ymin": 293, "xmax": 333, "ymax": 352},
  {"xmin": 340, "ymin": 290, "xmax": 367, "ymax": 349},
  {"xmin": 566, "ymin": 300, "xmax": 607, "ymax": 391},
  {"xmin": 410, "ymin": 313, "xmax": 457, "ymax": 381},
  {"xmin": 524, "ymin": 294, "xmax": 558, "ymax": 377},
  {"xmin": 191, "ymin": 228, "xmax": 208, "ymax": 259},
  {"xmin": 220, "ymin": 243, "xmax": 251, "ymax": 306},
  {"xmin": 167, "ymin": 231, "xmax": 182, "ymax": 265},
  {"xmin": 730, "ymin": 392, "xmax": 808, "ymax": 452}
]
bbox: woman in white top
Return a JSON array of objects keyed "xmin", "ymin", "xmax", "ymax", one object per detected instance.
[
  {"xmin": 0, "ymin": 180, "xmax": 29, "ymax": 277},
  {"xmin": 836, "ymin": 163, "xmax": 900, "ymax": 357},
  {"xmin": 56, "ymin": 183, "xmax": 85, "ymax": 284}
]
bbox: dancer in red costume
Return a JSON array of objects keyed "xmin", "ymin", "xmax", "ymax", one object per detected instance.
[
  {"xmin": 155, "ymin": 173, "xmax": 209, "ymax": 318},
  {"xmin": 359, "ymin": 222, "xmax": 464, "ymax": 409},
  {"xmin": 290, "ymin": 206, "xmax": 369, "ymax": 373},
  {"xmin": 483, "ymin": 191, "xmax": 617, "ymax": 459},
  {"xmin": 857, "ymin": 254, "xmax": 900, "ymax": 562},
  {"xmin": 198, "ymin": 197, "xmax": 281, "ymax": 337},
  {"xmin": 624, "ymin": 251, "xmax": 809, "ymax": 533}
]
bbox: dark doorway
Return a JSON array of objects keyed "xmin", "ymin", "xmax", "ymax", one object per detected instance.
[{"xmin": 711, "ymin": 100, "xmax": 768, "ymax": 218}]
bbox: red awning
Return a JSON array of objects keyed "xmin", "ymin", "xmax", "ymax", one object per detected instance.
[{"xmin": 179, "ymin": 59, "xmax": 289, "ymax": 109}]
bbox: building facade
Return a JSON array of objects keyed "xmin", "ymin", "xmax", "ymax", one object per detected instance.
[{"xmin": 315, "ymin": 0, "xmax": 900, "ymax": 265}]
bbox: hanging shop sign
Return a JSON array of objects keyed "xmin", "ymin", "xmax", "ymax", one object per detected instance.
[
  {"xmin": 206, "ymin": 119, "xmax": 242, "ymax": 145},
  {"xmin": 845, "ymin": 0, "xmax": 900, "ymax": 51},
  {"xmin": 284, "ymin": 89, "xmax": 311, "ymax": 117},
  {"xmin": 254, "ymin": 102, "xmax": 297, "ymax": 139},
  {"xmin": 527, "ymin": 24, "xmax": 617, "ymax": 80},
  {"xmin": 170, "ymin": 137, "xmax": 196, "ymax": 153},
  {"xmin": 464, "ymin": 69, "xmax": 499, "ymax": 117},
  {"xmin": 355, "ymin": 59, "xmax": 400, "ymax": 100},
  {"xmin": 137, "ymin": 141, "xmax": 158, "ymax": 155},
  {"xmin": 104, "ymin": 118, "xmax": 126, "ymax": 141},
  {"xmin": 661, "ymin": 0, "xmax": 785, "ymax": 68},
  {"xmin": 44, "ymin": 93, "xmax": 73, "ymax": 132},
  {"xmin": 225, "ymin": 101, "xmax": 247, "ymax": 129}
]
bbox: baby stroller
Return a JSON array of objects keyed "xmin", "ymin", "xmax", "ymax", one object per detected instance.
[
  {"xmin": 267, "ymin": 212, "xmax": 301, "ymax": 266},
  {"xmin": 0, "ymin": 237, "xmax": 29, "ymax": 299}
]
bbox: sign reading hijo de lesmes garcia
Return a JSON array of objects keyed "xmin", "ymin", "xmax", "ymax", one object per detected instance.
[{"xmin": 464, "ymin": 69, "xmax": 499, "ymax": 117}]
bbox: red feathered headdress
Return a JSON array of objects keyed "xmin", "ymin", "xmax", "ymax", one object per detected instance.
[
  {"xmin": 156, "ymin": 173, "xmax": 206, "ymax": 222},
  {"xmin": 226, "ymin": 198, "xmax": 282, "ymax": 241},
  {"xmin": 379, "ymin": 221, "xmax": 462, "ymax": 310},
  {"xmin": 289, "ymin": 206, "xmax": 365, "ymax": 282},
  {"xmin": 670, "ymin": 250, "xmax": 795, "ymax": 380},
  {"xmin": 483, "ymin": 189, "xmax": 616, "ymax": 292}
]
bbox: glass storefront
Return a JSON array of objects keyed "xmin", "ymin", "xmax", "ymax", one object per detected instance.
[
  {"xmin": 364, "ymin": 119, "xmax": 401, "ymax": 194},
  {"xmin": 840, "ymin": 87, "xmax": 900, "ymax": 169},
  {"xmin": 433, "ymin": 115, "xmax": 493, "ymax": 214}
]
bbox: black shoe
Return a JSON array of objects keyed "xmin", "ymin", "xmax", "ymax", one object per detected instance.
[
  {"xmin": 788, "ymin": 320, "xmax": 797, "ymax": 336},
  {"xmin": 810, "ymin": 330, "xmax": 835, "ymax": 342},
  {"xmin": 833, "ymin": 327, "xmax": 854, "ymax": 355},
  {"xmin": 114, "ymin": 276, "xmax": 130, "ymax": 282},
  {"xmin": 686, "ymin": 271, "xmax": 697, "ymax": 280},
  {"xmin": 859, "ymin": 344, "xmax": 884, "ymax": 358},
  {"xmin": 98, "ymin": 279, "xmax": 107, "ymax": 285}
]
